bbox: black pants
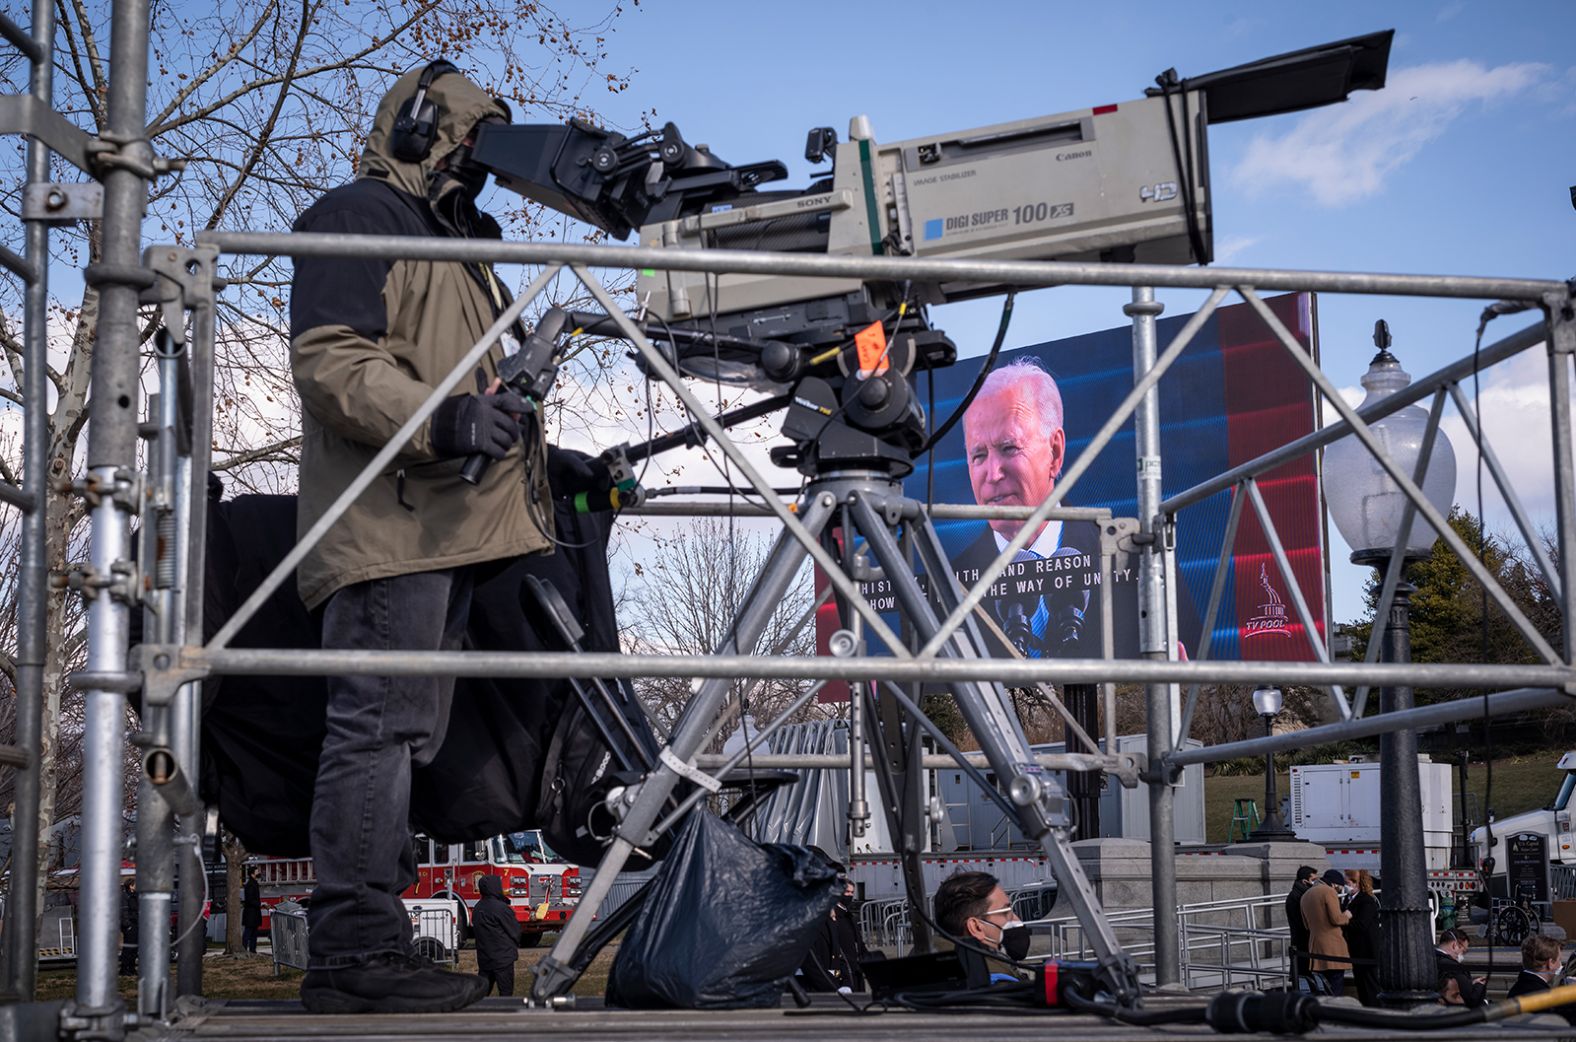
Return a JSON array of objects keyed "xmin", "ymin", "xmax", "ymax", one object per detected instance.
[
  {"xmin": 1320, "ymin": 970, "xmax": 1345, "ymax": 996},
  {"xmin": 306, "ymin": 569, "xmax": 474, "ymax": 967},
  {"xmin": 480, "ymin": 965, "xmax": 515, "ymax": 996},
  {"xmin": 242, "ymin": 924, "xmax": 259, "ymax": 953},
  {"xmin": 118, "ymin": 932, "xmax": 137, "ymax": 975},
  {"xmin": 1290, "ymin": 931, "xmax": 1309, "ymax": 984},
  {"xmin": 1352, "ymin": 964, "xmax": 1379, "ymax": 1006}
]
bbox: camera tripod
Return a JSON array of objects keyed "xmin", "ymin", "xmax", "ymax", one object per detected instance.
[{"xmin": 529, "ymin": 456, "xmax": 1141, "ymax": 1002}]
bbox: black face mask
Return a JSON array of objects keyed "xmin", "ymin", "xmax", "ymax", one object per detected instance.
[
  {"xmin": 976, "ymin": 916, "xmax": 1031, "ymax": 961},
  {"xmin": 445, "ymin": 142, "xmax": 490, "ymax": 200}
]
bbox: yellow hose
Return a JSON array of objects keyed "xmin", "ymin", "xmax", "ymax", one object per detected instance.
[{"xmin": 1509, "ymin": 981, "xmax": 1576, "ymax": 1016}]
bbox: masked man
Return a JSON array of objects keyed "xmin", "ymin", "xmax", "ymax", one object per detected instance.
[
  {"xmin": 934, "ymin": 870, "xmax": 1029, "ymax": 986},
  {"xmin": 289, "ymin": 61, "xmax": 552, "ymax": 1014}
]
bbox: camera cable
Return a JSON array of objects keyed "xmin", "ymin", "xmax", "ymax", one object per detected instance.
[{"xmin": 916, "ymin": 290, "xmax": 1015, "ymax": 457}]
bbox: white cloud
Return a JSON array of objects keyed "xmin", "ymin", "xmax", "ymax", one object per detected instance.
[
  {"xmin": 1436, "ymin": 1, "xmax": 1466, "ymax": 22},
  {"xmin": 1231, "ymin": 60, "xmax": 1548, "ymax": 206},
  {"xmin": 1438, "ymin": 341, "xmax": 1574, "ymax": 533},
  {"xmin": 1213, "ymin": 234, "xmax": 1260, "ymax": 263},
  {"xmin": 1331, "ymin": 384, "xmax": 1363, "ymax": 413}
]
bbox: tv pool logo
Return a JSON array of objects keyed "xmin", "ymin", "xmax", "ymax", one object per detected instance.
[{"xmin": 1244, "ymin": 563, "xmax": 1292, "ymax": 639}]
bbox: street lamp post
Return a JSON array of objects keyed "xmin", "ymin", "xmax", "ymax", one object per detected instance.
[
  {"xmin": 1323, "ymin": 321, "xmax": 1456, "ymax": 1007},
  {"xmin": 1248, "ymin": 685, "xmax": 1296, "ymax": 840}
]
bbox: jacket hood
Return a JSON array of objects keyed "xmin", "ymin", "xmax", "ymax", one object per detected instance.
[
  {"xmin": 359, "ymin": 66, "xmax": 510, "ymax": 199},
  {"xmin": 477, "ymin": 874, "xmax": 506, "ymax": 900}
]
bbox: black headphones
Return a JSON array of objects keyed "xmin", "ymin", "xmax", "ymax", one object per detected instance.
[{"xmin": 390, "ymin": 59, "xmax": 460, "ymax": 163}]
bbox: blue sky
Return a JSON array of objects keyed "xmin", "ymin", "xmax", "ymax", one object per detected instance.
[{"xmin": 576, "ymin": 1, "xmax": 1576, "ymax": 627}]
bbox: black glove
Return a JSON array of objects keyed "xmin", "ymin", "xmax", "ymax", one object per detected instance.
[
  {"xmin": 546, "ymin": 446, "xmax": 614, "ymax": 499},
  {"xmin": 430, "ymin": 392, "xmax": 527, "ymax": 461}
]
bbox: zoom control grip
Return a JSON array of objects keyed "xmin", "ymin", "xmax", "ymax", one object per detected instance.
[{"xmin": 460, "ymin": 449, "xmax": 491, "ymax": 485}]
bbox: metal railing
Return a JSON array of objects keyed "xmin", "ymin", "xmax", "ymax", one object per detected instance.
[
  {"xmin": 269, "ymin": 905, "xmax": 309, "ymax": 976},
  {"xmin": 1553, "ymin": 864, "xmax": 1576, "ymax": 902},
  {"xmin": 858, "ymin": 896, "xmax": 916, "ymax": 953},
  {"xmin": 1029, "ymin": 893, "xmax": 1292, "ymax": 991},
  {"xmin": 38, "ymin": 912, "xmax": 76, "ymax": 963}
]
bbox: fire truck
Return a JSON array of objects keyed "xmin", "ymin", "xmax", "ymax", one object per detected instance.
[{"xmin": 250, "ymin": 830, "xmax": 582, "ymax": 946}]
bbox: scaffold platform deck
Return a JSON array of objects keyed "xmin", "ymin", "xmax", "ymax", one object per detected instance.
[{"xmin": 7, "ymin": 995, "xmax": 1541, "ymax": 1042}]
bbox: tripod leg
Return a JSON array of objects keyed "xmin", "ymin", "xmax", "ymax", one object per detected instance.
[
  {"xmin": 530, "ymin": 490, "xmax": 838, "ymax": 1001},
  {"xmin": 848, "ymin": 493, "xmax": 1139, "ymax": 1001}
]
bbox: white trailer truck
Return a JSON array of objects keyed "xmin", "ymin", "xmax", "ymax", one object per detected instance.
[
  {"xmin": 1468, "ymin": 750, "xmax": 1576, "ymax": 882},
  {"xmin": 1288, "ymin": 757, "xmax": 1457, "ymax": 874}
]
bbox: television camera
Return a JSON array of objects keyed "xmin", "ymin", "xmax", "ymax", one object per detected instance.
[{"xmin": 471, "ymin": 30, "xmax": 1392, "ymax": 477}]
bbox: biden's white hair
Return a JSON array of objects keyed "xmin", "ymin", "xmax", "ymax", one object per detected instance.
[{"xmin": 968, "ymin": 358, "xmax": 1064, "ymax": 441}]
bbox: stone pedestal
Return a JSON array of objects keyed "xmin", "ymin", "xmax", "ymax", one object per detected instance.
[{"xmin": 1073, "ymin": 838, "xmax": 1328, "ymax": 912}]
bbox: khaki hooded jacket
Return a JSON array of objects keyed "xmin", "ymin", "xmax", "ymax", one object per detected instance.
[{"xmin": 289, "ymin": 67, "xmax": 550, "ymax": 609}]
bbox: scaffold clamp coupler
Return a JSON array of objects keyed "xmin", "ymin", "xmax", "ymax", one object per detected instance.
[{"xmin": 1546, "ymin": 288, "xmax": 1576, "ymax": 355}]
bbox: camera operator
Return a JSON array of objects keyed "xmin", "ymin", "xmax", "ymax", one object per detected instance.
[
  {"xmin": 288, "ymin": 61, "xmax": 552, "ymax": 1014},
  {"xmin": 955, "ymin": 360, "xmax": 1097, "ymax": 658}
]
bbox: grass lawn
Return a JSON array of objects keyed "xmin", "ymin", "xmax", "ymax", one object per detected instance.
[
  {"xmin": 35, "ymin": 937, "xmax": 620, "ymax": 1002},
  {"xmin": 1202, "ymin": 749, "xmax": 1568, "ymax": 845}
]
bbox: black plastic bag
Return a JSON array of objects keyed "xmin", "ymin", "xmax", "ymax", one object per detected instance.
[{"xmin": 606, "ymin": 811, "xmax": 840, "ymax": 1009}]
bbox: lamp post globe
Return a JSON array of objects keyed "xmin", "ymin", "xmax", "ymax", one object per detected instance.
[
  {"xmin": 1323, "ymin": 322, "xmax": 1456, "ymax": 564},
  {"xmin": 1321, "ymin": 320, "xmax": 1458, "ymax": 1006},
  {"xmin": 1247, "ymin": 685, "xmax": 1294, "ymax": 840}
]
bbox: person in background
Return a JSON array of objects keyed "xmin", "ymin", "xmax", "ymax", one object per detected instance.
[
  {"xmin": 1507, "ymin": 933, "xmax": 1576, "ymax": 1022},
  {"xmin": 1300, "ymin": 868, "xmax": 1352, "ymax": 996},
  {"xmin": 1436, "ymin": 926, "xmax": 1487, "ymax": 1008},
  {"xmin": 1342, "ymin": 869, "xmax": 1381, "ymax": 1006},
  {"xmin": 1285, "ymin": 865, "xmax": 1317, "ymax": 988},
  {"xmin": 241, "ymin": 866, "xmax": 263, "ymax": 955},
  {"xmin": 472, "ymin": 874, "xmax": 523, "ymax": 997},
  {"xmin": 119, "ymin": 878, "xmax": 139, "ymax": 976},
  {"xmin": 801, "ymin": 871, "xmax": 871, "ymax": 993}
]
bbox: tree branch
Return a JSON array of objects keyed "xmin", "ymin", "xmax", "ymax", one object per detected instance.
[
  {"xmin": 204, "ymin": 0, "xmax": 311, "ymax": 230},
  {"xmin": 212, "ymin": 435, "xmax": 301, "ymax": 471},
  {"xmin": 146, "ymin": 1, "xmax": 443, "ymax": 139},
  {"xmin": 59, "ymin": 0, "xmax": 107, "ymax": 128},
  {"xmin": 145, "ymin": 0, "xmax": 278, "ymax": 132}
]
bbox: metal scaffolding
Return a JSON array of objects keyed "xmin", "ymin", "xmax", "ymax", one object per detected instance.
[
  {"xmin": 0, "ymin": 0, "xmax": 57, "ymax": 1008},
  {"xmin": 0, "ymin": 0, "xmax": 1573, "ymax": 1033}
]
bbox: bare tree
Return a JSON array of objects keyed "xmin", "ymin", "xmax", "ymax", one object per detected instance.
[
  {"xmin": 1186, "ymin": 683, "xmax": 1321, "ymax": 745},
  {"xmin": 0, "ymin": 0, "xmax": 636, "ymax": 913},
  {"xmin": 622, "ymin": 517, "xmax": 841, "ymax": 743},
  {"xmin": 220, "ymin": 826, "xmax": 247, "ymax": 957}
]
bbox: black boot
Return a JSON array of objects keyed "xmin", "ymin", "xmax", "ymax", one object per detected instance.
[{"xmin": 301, "ymin": 952, "xmax": 488, "ymax": 1014}]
